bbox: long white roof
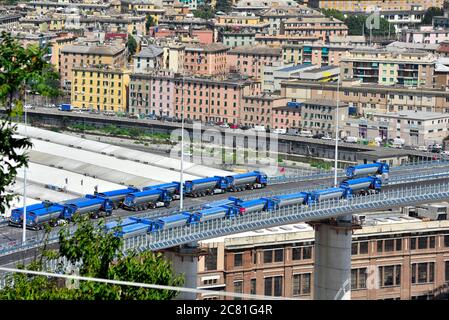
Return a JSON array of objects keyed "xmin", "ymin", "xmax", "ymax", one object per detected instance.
[{"xmin": 15, "ymin": 124, "xmax": 232, "ymax": 178}]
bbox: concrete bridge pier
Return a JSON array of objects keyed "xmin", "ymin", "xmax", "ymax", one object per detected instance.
[
  {"xmin": 312, "ymin": 214, "xmax": 356, "ymax": 300},
  {"xmin": 164, "ymin": 242, "xmax": 201, "ymax": 300}
]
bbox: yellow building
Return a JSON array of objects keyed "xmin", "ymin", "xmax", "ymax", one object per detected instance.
[
  {"xmin": 71, "ymin": 67, "xmax": 130, "ymax": 112},
  {"xmin": 215, "ymin": 15, "xmax": 261, "ymax": 26}
]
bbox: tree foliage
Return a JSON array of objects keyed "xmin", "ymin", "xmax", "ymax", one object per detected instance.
[
  {"xmin": 127, "ymin": 34, "xmax": 138, "ymax": 57},
  {"xmin": 215, "ymin": 0, "xmax": 232, "ymax": 13},
  {"xmin": 146, "ymin": 15, "xmax": 156, "ymax": 32},
  {"xmin": 421, "ymin": 7, "xmax": 444, "ymax": 25},
  {"xmin": 194, "ymin": 5, "xmax": 215, "ymax": 20},
  {"xmin": 0, "ymin": 217, "xmax": 184, "ymax": 300},
  {"xmin": 0, "ymin": 31, "xmax": 60, "ymax": 214},
  {"xmin": 321, "ymin": 9, "xmax": 393, "ymax": 37}
]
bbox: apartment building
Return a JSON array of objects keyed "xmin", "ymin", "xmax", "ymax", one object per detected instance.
[
  {"xmin": 27, "ymin": 1, "xmax": 111, "ymax": 15},
  {"xmin": 183, "ymin": 43, "xmax": 230, "ymax": 76},
  {"xmin": 129, "ymin": 71, "xmax": 175, "ymax": 116},
  {"xmin": 19, "ymin": 15, "xmax": 65, "ymax": 32},
  {"xmin": 0, "ymin": 13, "xmax": 21, "ymax": 28},
  {"xmin": 221, "ymin": 31, "xmax": 257, "ymax": 48},
  {"xmin": 402, "ymin": 26, "xmax": 449, "ymax": 45},
  {"xmin": 173, "ymin": 75, "xmax": 261, "ymax": 124},
  {"xmin": 227, "ymin": 46, "xmax": 282, "ymax": 79},
  {"xmin": 197, "ymin": 214, "xmax": 449, "ymax": 300},
  {"xmin": 255, "ymin": 34, "xmax": 322, "ymax": 47},
  {"xmin": 308, "ymin": 0, "xmax": 442, "ymax": 12},
  {"xmin": 282, "ymin": 43, "xmax": 352, "ymax": 67},
  {"xmin": 344, "ymin": 111, "xmax": 449, "ymax": 146},
  {"xmin": 300, "ymin": 99, "xmax": 349, "ymax": 136},
  {"xmin": 271, "ymin": 104, "xmax": 302, "ymax": 131},
  {"xmin": 240, "ymin": 94, "xmax": 287, "ymax": 128},
  {"xmin": 77, "ymin": 15, "xmax": 147, "ymax": 36},
  {"xmin": 281, "ymin": 17, "xmax": 348, "ymax": 43},
  {"xmin": 133, "ymin": 45, "xmax": 164, "ymax": 73},
  {"xmin": 281, "ymin": 80, "xmax": 449, "ymax": 115},
  {"xmin": 162, "ymin": 43, "xmax": 185, "ymax": 73},
  {"xmin": 257, "ymin": 6, "xmax": 322, "ymax": 36},
  {"xmin": 340, "ymin": 49, "xmax": 436, "ymax": 88},
  {"xmin": 71, "ymin": 67, "xmax": 130, "ymax": 112},
  {"xmin": 59, "ymin": 43, "xmax": 127, "ymax": 90}
]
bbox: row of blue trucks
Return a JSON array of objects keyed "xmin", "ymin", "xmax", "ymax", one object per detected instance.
[
  {"xmin": 107, "ymin": 174, "xmax": 384, "ymax": 238},
  {"xmin": 9, "ymin": 163, "xmax": 389, "ymax": 231}
]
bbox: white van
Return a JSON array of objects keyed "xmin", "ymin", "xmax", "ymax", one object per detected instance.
[
  {"xmin": 272, "ymin": 128, "xmax": 287, "ymax": 134},
  {"xmin": 254, "ymin": 125, "xmax": 266, "ymax": 132},
  {"xmin": 299, "ymin": 130, "xmax": 313, "ymax": 138},
  {"xmin": 345, "ymin": 136, "xmax": 358, "ymax": 143}
]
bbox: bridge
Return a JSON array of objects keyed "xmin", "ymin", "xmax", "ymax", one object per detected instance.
[{"xmin": 1, "ymin": 162, "xmax": 449, "ymax": 299}]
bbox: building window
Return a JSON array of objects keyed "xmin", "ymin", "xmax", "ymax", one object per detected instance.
[
  {"xmin": 377, "ymin": 239, "xmax": 402, "ymax": 253},
  {"xmin": 411, "ymin": 262, "xmax": 435, "ymax": 284},
  {"xmin": 410, "ymin": 236, "xmax": 436, "ymax": 250},
  {"xmin": 250, "ymin": 279, "xmax": 256, "ymax": 295},
  {"xmin": 274, "ymin": 249, "xmax": 283, "ymax": 262},
  {"xmin": 379, "ymin": 265, "xmax": 401, "ymax": 287},
  {"xmin": 264, "ymin": 276, "xmax": 283, "ymax": 297},
  {"xmin": 204, "ymin": 248, "xmax": 217, "ymax": 271},
  {"xmin": 352, "ymin": 241, "xmax": 369, "ymax": 255},
  {"xmin": 263, "ymin": 250, "xmax": 273, "ymax": 263},
  {"xmin": 445, "ymin": 235, "xmax": 449, "ymax": 247},
  {"xmin": 445, "ymin": 261, "xmax": 449, "ymax": 282},
  {"xmin": 233, "ymin": 280, "xmax": 243, "ymax": 300},
  {"xmin": 351, "ymin": 268, "xmax": 367, "ymax": 290},
  {"xmin": 292, "ymin": 246, "xmax": 313, "ymax": 260},
  {"xmin": 234, "ymin": 253, "xmax": 243, "ymax": 267},
  {"xmin": 292, "ymin": 273, "xmax": 311, "ymax": 296}
]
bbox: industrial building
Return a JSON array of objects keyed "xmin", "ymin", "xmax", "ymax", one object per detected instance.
[{"xmin": 198, "ymin": 207, "xmax": 449, "ymax": 300}]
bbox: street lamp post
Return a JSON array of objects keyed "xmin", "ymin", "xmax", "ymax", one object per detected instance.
[
  {"xmin": 179, "ymin": 76, "xmax": 185, "ymax": 211},
  {"xmin": 334, "ymin": 79, "xmax": 340, "ymax": 187},
  {"xmin": 22, "ymin": 91, "xmax": 28, "ymax": 243}
]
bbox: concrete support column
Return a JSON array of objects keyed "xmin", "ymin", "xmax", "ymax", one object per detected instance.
[
  {"xmin": 313, "ymin": 215, "xmax": 352, "ymax": 300},
  {"xmin": 165, "ymin": 242, "xmax": 199, "ymax": 300}
]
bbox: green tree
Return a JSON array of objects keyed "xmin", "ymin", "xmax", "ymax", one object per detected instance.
[
  {"xmin": 194, "ymin": 4, "xmax": 215, "ymax": 20},
  {"xmin": 215, "ymin": 0, "xmax": 232, "ymax": 13},
  {"xmin": 0, "ymin": 31, "xmax": 60, "ymax": 214},
  {"xmin": 321, "ymin": 8, "xmax": 346, "ymax": 21},
  {"xmin": 0, "ymin": 217, "xmax": 184, "ymax": 300},
  {"xmin": 146, "ymin": 14, "xmax": 156, "ymax": 32},
  {"xmin": 345, "ymin": 14, "xmax": 393, "ymax": 37},
  {"xmin": 420, "ymin": 7, "xmax": 444, "ymax": 25},
  {"xmin": 127, "ymin": 34, "xmax": 138, "ymax": 58}
]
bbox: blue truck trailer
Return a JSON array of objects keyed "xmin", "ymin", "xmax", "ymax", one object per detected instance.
[
  {"xmin": 25, "ymin": 203, "xmax": 66, "ymax": 230},
  {"xmin": 183, "ymin": 176, "xmax": 227, "ymax": 197},
  {"xmin": 225, "ymin": 171, "xmax": 267, "ymax": 191},
  {"xmin": 9, "ymin": 201, "xmax": 53, "ymax": 227},
  {"xmin": 340, "ymin": 176, "xmax": 382, "ymax": 197},
  {"xmin": 150, "ymin": 213, "xmax": 191, "ymax": 232},
  {"xmin": 58, "ymin": 104, "xmax": 72, "ymax": 111},
  {"xmin": 143, "ymin": 182, "xmax": 180, "ymax": 196},
  {"xmin": 122, "ymin": 189, "xmax": 171, "ymax": 211},
  {"xmin": 95, "ymin": 187, "xmax": 139, "ymax": 209},
  {"xmin": 308, "ymin": 187, "xmax": 346, "ymax": 204},
  {"xmin": 346, "ymin": 162, "xmax": 389, "ymax": 178},
  {"xmin": 271, "ymin": 192, "xmax": 309, "ymax": 209},
  {"xmin": 62, "ymin": 196, "xmax": 113, "ymax": 220}
]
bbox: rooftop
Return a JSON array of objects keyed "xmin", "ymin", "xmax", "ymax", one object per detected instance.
[
  {"xmin": 61, "ymin": 44, "xmax": 125, "ymax": 55},
  {"xmin": 278, "ymin": 64, "xmax": 316, "ymax": 72},
  {"xmin": 373, "ymin": 110, "xmax": 449, "ymax": 120},
  {"xmin": 303, "ymin": 99, "xmax": 349, "ymax": 108},
  {"xmin": 184, "ymin": 43, "xmax": 229, "ymax": 52},
  {"xmin": 228, "ymin": 45, "xmax": 281, "ymax": 56},
  {"xmin": 135, "ymin": 45, "xmax": 164, "ymax": 58}
]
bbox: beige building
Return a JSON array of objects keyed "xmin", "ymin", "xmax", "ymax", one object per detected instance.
[
  {"xmin": 344, "ymin": 111, "xmax": 449, "ymax": 147},
  {"xmin": 198, "ymin": 210, "xmax": 449, "ymax": 300},
  {"xmin": 59, "ymin": 43, "xmax": 127, "ymax": 90},
  {"xmin": 281, "ymin": 16, "xmax": 348, "ymax": 42},
  {"xmin": 308, "ymin": 0, "xmax": 443, "ymax": 12},
  {"xmin": 300, "ymin": 99, "xmax": 349, "ymax": 136},
  {"xmin": 341, "ymin": 49, "xmax": 437, "ymax": 88},
  {"xmin": 163, "ymin": 43, "xmax": 185, "ymax": 73},
  {"xmin": 281, "ymin": 79, "xmax": 449, "ymax": 115}
]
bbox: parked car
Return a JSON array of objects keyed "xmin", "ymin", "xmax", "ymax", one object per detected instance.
[
  {"xmin": 417, "ymin": 145, "xmax": 428, "ymax": 152},
  {"xmin": 24, "ymin": 104, "xmax": 34, "ymax": 109},
  {"xmin": 239, "ymin": 125, "xmax": 251, "ymax": 130},
  {"xmin": 321, "ymin": 135, "xmax": 332, "ymax": 141},
  {"xmin": 220, "ymin": 123, "xmax": 230, "ymax": 128},
  {"xmin": 299, "ymin": 130, "xmax": 313, "ymax": 138},
  {"xmin": 230, "ymin": 124, "xmax": 239, "ymax": 129},
  {"xmin": 313, "ymin": 133, "xmax": 325, "ymax": 139},
  {"xmin": 272, "ymin": 128, "xmax": 287, "ymax": 134}
]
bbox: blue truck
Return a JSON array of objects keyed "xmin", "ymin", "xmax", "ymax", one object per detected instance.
[
  {"xmin": 9, "ymin": 201, "xmax": 53, "ymax": 227},
  {"xmin": 225, "ymin": 171, "xmax": 267, "ymax": 191},
  {"xmin": 26, "ymin": 203, "xmax": 66, "ymax": 230},
  {"xmin": 307, "ymin": 187, "xmax": 347, "ymax": 204},
  {"xmin": 62, "ymin": 196, "xmax": 113, "ymax": 220},
  {"xmin": 346, "ymin": 162, "xmax": 389, "ymax": 178},
  {"xmin": 183, "ymin": 176, "xmax": 227, "ymax": 197},
  {"xmin": 271, "ymin": 192, "xmax": 309, "ymax": 209},
  {"xmin": 122, "ymin": 188, "xmax": 171, "ymax": 211},
  {"xmin": 150, "ymin": 213, "xmax": 191, "ymax": 232},
  {"xmin": 143, "ymin": 182, "xmax": 180, "ymax": 197},
  {"xmin": 340, "ymin": 176, "xmax": 382, "ymax": 197},
  {"xmin": 58, "ymin": 104, "xmax": 72, "ymax": 112},
  {"xmin": 95, "ymin": 187, "xmax": 139, "ymax": 209}
]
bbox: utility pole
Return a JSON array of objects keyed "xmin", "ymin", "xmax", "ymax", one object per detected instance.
[
  {"xmin": 334, "ymin": 79, "xmax": 340, "ymax": 187},
  {"xmin": 179, "ymin": 75, "xmax": 185, "ymax": 211},
  {"xmin": 22, "ymin": 90, "xmax": 28, "ymax": 243}
]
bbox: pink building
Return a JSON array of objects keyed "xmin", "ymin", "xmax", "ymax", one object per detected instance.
[
  {"xmin": 129, "ymin": 71, "xmax": 175, "ymax": 116},
  {"xmin": 227, "ymin": 45, "xmax": 282, "ymax": 79},
  {"xmin": 403, "ymin": 26, "xmax": 449, "ymax": 44},
  {"xmin": 240, "ymin": 95, "xmax": 287, "ymax": 129},
  {"xmin": 271, "ymin": 105, "xmax": 302, "ymax": 131},
  {"xmin": 183, "ymin": 43, "xmax": 230, "ymax": 76},
  {"xmin": 173, "ymin": 75, "xmax": 261, "ymax": 124}
]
